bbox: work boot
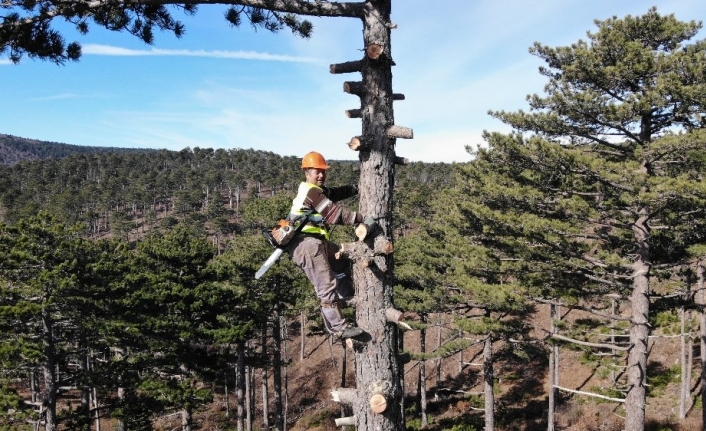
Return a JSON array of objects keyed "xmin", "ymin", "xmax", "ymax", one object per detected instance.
[{"xmin": 334, "ymin": 323, "xmax": 364, "ymax": 340}]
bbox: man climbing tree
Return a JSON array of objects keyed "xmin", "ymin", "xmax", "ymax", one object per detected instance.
[
  {"xmin": 2, "ymin": 1, "xmax": 409, "ymax": 430},
  {"xmin": 275, "ymin": 151, "xmax": 365, "ymax": 339}
]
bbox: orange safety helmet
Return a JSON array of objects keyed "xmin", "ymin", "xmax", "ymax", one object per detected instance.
[{"xmin": 301, "ymin": 151, "xmax": 330, "ymax": 170}]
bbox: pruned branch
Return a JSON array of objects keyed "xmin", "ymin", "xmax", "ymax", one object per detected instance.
[
  {"xmin": 554, "ymin": 385, "xmax": 625, "ymax": 403},
  {"xmin": 546, "ymin": 331, "xmax": 632, "ymax": 351},
  {"xmin": 532, "ymin": 297, "xmax": 632, "ymax": 322},
  {"xmin": 330, "ymin": 60, "xmax": 363, "ymax": 74}
]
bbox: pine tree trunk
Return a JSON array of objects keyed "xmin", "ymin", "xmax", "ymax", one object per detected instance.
[
  {"xmin": 681, "ymin": 306, "xmax": 688, "ymax": 419},
  {"xmin": 236, "ymin": 342, "xmax": 245, "ymax": 431},
  {"xmin": 418, "ymin": 320, "xmax": 428, "ymax": 427},
  {"xmin": 117, "ymin": 388, "xmax": 126, "ymax": 431},
  {"xmin": 273, "ymin": 308, "xmax": 284, "ymax": 431},
  {"xmin": 398, "ymin": 327, "xmax": 405, "ymax": 426},
  {"xmin": 262, "ymin": 324, "xmax": 270, "ymax": 431},
  {"xmin": 300, "ymin": 309, "xmax": 305, "ymax": 361},
  {"xmin": 81, "ymin": 388, "xmax": 90, "ymax": 431},
  {"xmin": 435, "ymin": 323, "xmax": 442, "ymax": 400},
  {"xmin": 548, "ymin": 303, "xmax": 557, "ymax": 431},
  {"xmin": 483, "ymin": 336, "xmax": 495, "ymax": 431},
  {"xmin": 246, "ymin": 364, "xmax": 253, "ymax": 431},
  {"xmin": 625, "ymin": 213, "xmax": 651, "ymax": 431},
  {"xmin": 351, "ymin": 2, "xmax": 404, "ymax": 429},
  {"xmin": 181, "ymin": 407, "xmax": 192, "ymax": 431},
  {"xmin": 41, "ymin": 308, "xmax": 58, "ymax": 431},
  {"xmin": 697, "ymin": 258, "xmax": 705, "ymax": 431}
]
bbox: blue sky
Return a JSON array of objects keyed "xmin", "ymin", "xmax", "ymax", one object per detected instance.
[{"xmin": 3, "ymin": 0, "xmax": 706, "ymax": 163}]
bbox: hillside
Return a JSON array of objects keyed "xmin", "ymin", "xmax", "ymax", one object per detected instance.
[
  {"xmin": 0, "ymin": 137, "xmax": 702, "ymax": 431},
  {"xmin": 180, "ymin": 306, "xmax": 700, "ymax": 431},
  {"xmin": 0, "ymin": 133, "xmax": 154, "ymax": 166}
]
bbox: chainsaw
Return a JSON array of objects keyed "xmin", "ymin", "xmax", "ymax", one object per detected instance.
[{"xmin": 255, "ymin": 212, "xmax": 311, "ymax": 279}]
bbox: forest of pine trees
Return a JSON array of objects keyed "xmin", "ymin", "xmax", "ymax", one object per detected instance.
[{"xmin": 2, "ymin": 7, "xmax": 706, "ymax": 431}]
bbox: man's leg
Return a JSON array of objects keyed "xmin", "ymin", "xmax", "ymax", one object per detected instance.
[
  {"xmin": 290, "ymin": 237, "xmax": 355, "ymax": 335},
  {"xmin": 325, "ymin": 241, "xmax": 355, "ymax": 302}
]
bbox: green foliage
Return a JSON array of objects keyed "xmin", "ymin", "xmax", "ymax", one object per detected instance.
[
  {"xmin": 651, "ymin": 310, "xmax": 680, "ymax": 335},
  {"xmin": 646, "ymin": 364, "xmax": 681, "ymax": 397}
]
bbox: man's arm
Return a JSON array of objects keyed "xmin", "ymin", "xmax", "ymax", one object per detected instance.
[
  {"xmin": 322, "ymin": 185, "xmax": 358, "ymax": 202},
  {"xmin": 307, "ymin": 187, "xmax": 361, "ymax": 225}
]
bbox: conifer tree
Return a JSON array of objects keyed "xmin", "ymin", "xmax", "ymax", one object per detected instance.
[
  {"xmin": 0, "ymin": 213, "xmax": 127, "ymax": 430},
  {"xmin": 457, "ymin": 8, "xmax": 706, "ymax": 430}
]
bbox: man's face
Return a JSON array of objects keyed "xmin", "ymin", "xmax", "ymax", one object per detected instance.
[{"xmin": 305, "ymin": 168, "xmax": 327, "ymax": 186}]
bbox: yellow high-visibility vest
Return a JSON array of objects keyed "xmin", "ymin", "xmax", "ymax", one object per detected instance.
[{"xmin": 289, "ymin": 182, "xmax": 330, "ymax": 239}]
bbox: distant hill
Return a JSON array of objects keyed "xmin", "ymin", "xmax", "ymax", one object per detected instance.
[{"xmin": 0, "ymin": 134, "xmax": 155, "ymax": 166}]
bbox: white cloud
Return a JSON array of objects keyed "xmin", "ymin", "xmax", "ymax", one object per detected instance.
[
  {"xmin": 81, "ymin": 44, "xmax": 322, "ymax": 63},
  {"xmin": 0, "ymin": 58, "xmax": 12, "ymax": 65},
  {"xmin": 29, "ymin": 93, "xmax": 79, "ymax": 101}
]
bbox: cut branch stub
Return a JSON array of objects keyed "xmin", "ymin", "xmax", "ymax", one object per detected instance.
[
  {"xmin": 331, "ymin": 387, "xmax": 356, "ymax": 405},
  {"xmin": 336, "ymin": 238, "xmax": 393, "ymax": 262},
  {"xmin": 355, "ymin": 218, "xmax": 377, "ymax": 241},
  {"xmin": 398, "ymin": 352, "xmax": 412, "ymax": 364},
  {"xmin": 348, "ymin": 136, "xmax": 368, "ymax": 152},
  {"xmin": 334, "ymin": 416, "xmax": 356, "ymax": 427},
  {"xmin": 369, "ymin": 393, "xmax": 388, "ymax": 414},
  {"xmin": 385, "ymin": 307, "xmax": 413, "ymax": 330},
  {"xmin": 330, "ymin": 60, "xmax": 363, "ymax": 74},
  {"xmin": 392, "ymin": 93, "xmax": 405, "ymax": 101},
  {"xmin": 345, "ymin": 109, "xmax": 363, "ymax": 119},
  {"xmin": 387, "ymin": 125, "xmax": 414, "ymax": 139},
  {"xmin": 373, "ymin": 236, "xmax": 394, "ymax": 255},
  {"xmin": 366, "ymin": 43, "xmax": 384, "ymax": 60},
  {"xmin": 344, "ymin": 81, "xmax": 364, "ymax": 97},
  {"xmin": 393, "ymin": 156, "xmax": 410, "ymax": 166}
]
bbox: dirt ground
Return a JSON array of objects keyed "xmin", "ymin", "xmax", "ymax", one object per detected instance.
[
  {"xmin": 185, "ymin": 303, "xmax": 703, "ymax": 431},
  {"xmin": 38, "ymin": 303, "xmax": 704, "ymax": 431}
]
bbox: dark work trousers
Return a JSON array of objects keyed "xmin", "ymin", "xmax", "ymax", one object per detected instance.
[{"xmin": 288, "ymin": 234, "xmax": 352, "ymax": 333}]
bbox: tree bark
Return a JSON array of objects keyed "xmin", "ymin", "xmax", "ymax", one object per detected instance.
[
  {"xmin": 548, "ymin": 303, "xmax": 557, "ymax": 431},
  {"xmin": 698, "ymin": 258, "xmax": 706, "ymax": 431},
  {"xmin": 300, "ymin": 309, "xmax": 306, "ymax": 361},
  {"xmin": 483, "ymin": 336, "xmax": 495, "ymax": 431},
  {"xmin": 236, "ymin": 342, "xmax": 245, "ymax": 431},
  {"xmin": 261, "ymin": 323, "xmax": 270, "ymax": 431},
  {"xmin": 273, "ymin": 308, "xmax": 284, "ymax": 431},
  {"xmin": 246, "ymin": 363, "xmax": 253, "ymax": 431},
  {"xmin": 350, "ymin": 2, "xmax": 404, "ymax": 430},
  {"xmin": 625, "ymin": 212, "xmax": 651, "ymax": 431},
  {"xmin": 41, "ymin": 307, "xmax": 57, "ymax": 431},
  {"xmin": 181, "ymin": 407, "xmax": 192, "ymax": 431},
  {"xmin": 418, "ymin": 319, "xmax": 427, "ymax": 427},
  {"xmin": 681, "ymin": 305, "xmax": 688, "ymax": 419}
]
